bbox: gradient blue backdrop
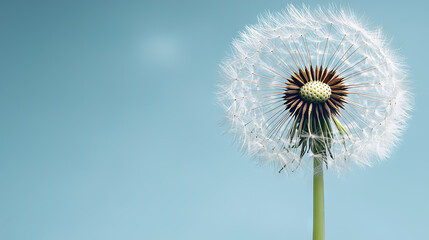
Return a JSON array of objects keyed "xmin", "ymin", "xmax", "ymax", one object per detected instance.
[{"xmin": 0, "ymin": 0, "xmax": 427, "ymax": 239}]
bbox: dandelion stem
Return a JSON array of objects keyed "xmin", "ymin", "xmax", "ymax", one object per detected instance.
[{"xmin": 313, "ymin": 157, "xmax": 325, "ymax": 240}]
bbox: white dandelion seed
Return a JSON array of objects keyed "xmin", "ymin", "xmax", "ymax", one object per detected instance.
[
  {"xmin": 218, "ymin": 5, "xmax": 412, "ymax": 239},
  {"xmin": 218, "ymin": 5, "xmax": 411, "ymax": 174}
]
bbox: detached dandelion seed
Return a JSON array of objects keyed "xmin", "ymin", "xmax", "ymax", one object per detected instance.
[{"xmin": 218, "ymin": 5, "xmax": 411, "ymax": 239}]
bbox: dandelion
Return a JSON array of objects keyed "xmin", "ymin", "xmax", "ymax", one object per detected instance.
[{"xmin": 218, "ymin": 5, "xmax": 411, "ymax": 239}]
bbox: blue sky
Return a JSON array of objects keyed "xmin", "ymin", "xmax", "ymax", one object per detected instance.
[{"xmin": 0, "ymin": 0, "xmax": 427, "ymax": 239}]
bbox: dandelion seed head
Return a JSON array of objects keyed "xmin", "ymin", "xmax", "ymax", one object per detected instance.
[
  {"xmin": 218, "ymin": 5, "xmax": 412, "ymax": 174},
  {"xmin": 300, "ymin": 81, "xmax": 332, "ymax": 103}
]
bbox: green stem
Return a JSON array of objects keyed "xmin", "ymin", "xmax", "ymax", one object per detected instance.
[{"xmin": 313, "ymin": 157, "xmax": 325, "ymax": 240}]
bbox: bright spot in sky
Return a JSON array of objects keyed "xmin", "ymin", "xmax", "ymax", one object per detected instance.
[{"xmin": 141, "ymin": 34, "xmax": 185, "ymax": 67}]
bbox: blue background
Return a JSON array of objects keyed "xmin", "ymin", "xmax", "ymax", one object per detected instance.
[{"xmin": 0, "ymin": 0, "xmax": 427, "ymax": 239}]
